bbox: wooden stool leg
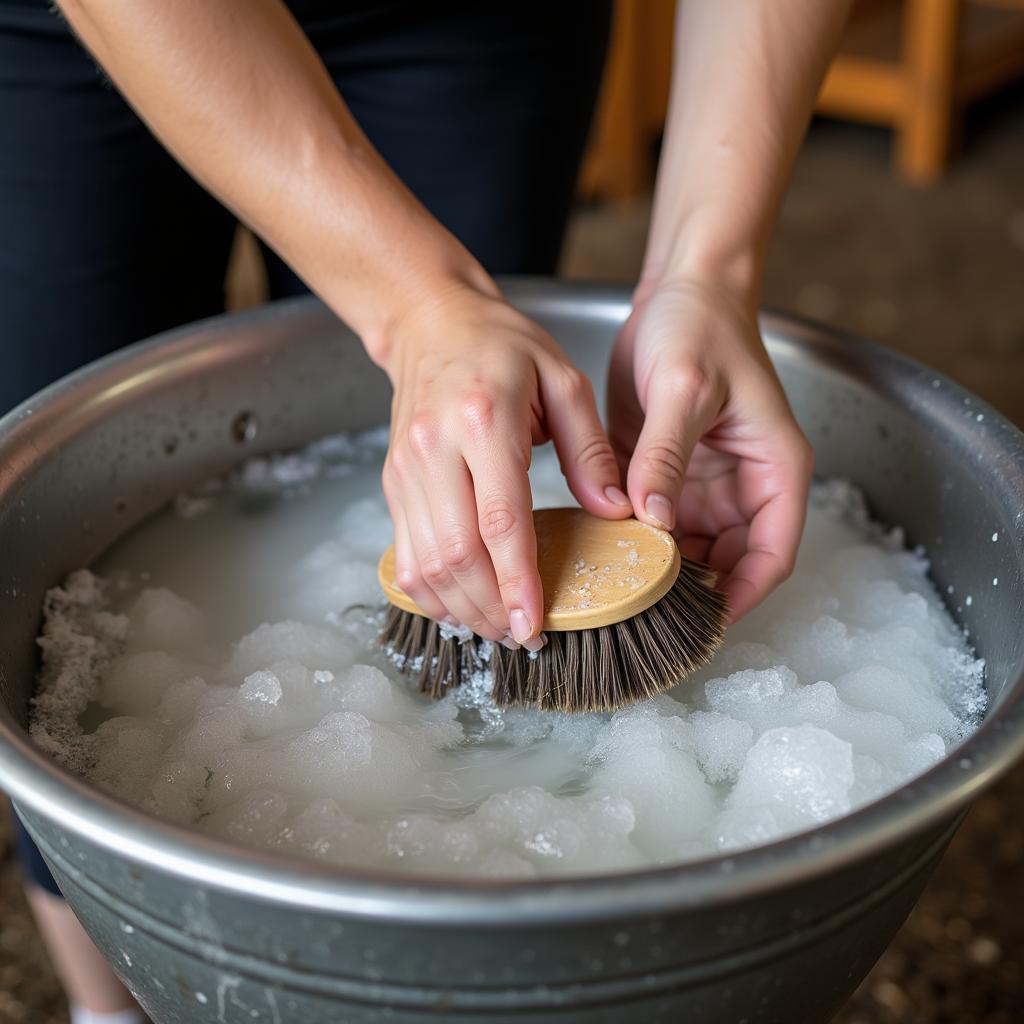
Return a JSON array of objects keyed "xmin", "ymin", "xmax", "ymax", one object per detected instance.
[
  {"xmin": 578, "ymin": 0, "xmax": 645, "ymax": 204},
  {"xmin": 898, "ymin": 0, "xmax": 962, "ymax": 183}
]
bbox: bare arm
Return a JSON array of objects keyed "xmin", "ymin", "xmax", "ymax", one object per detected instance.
[
  {"xmin": 646, "ymin": 0, "xmax": 849, "ymax": 293},
  {"xmin": 57, "ymin": 0, "xmax": 629, "ymax": 647},
  {"xmin": 610, "ymin": 0, "xmax": 850, "ymax": 620},
  {"xmin": 57, "ymin": 0, "xmax": 484, "ymax": 359}
]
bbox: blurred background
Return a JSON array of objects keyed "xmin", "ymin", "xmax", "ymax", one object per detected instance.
[{"xmin": 3, "ymin": 0, "xmax": 1024, "ymax": 1021}]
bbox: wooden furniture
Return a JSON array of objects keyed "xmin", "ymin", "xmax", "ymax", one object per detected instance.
[
  {"xmin": 578, "ymin": 0, "xmax": 675, "ymax": 204},
  {"xmin": 818, "ymin": 0, "xmax": 1024, "ymax": 182},
  {"xmin": 579, "ymin": 0, "xmax": 1024, "ymax": 201}
]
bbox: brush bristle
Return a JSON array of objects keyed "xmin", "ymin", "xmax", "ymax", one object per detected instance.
[
  {"xmin": 379, "ymin": 605, "xmax": 485, "ymax": 698},
  {"xmin": 380, "ymin": 557, "xmax": 727, "ymax": 713}
]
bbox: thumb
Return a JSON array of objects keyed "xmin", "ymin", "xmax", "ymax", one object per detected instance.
[
  {"xmin": 541, "ymin": 365, "xmax": 634, "ymax": 519},
  {"xmin": 627, "ymin": 366, "xmax": 723, "ymax": 531}
]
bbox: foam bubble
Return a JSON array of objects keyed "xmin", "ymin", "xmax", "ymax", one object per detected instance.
[
  {"xmin": 126, "ymin": 588, "xmax": 205, "ymax": 652},
  {"xmin": 725, "ymin": 724, "xmax": 855, "ymax": 840},
  {"xmin": 29, "ymin": 434, "xmax": 987, "ymax": 878},
  {"xmin": 103, "ymin": 651, "xmax": 204, "ymax": 716}
]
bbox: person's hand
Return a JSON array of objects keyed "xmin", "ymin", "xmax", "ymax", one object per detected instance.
[
  {"xmin": 381, "ymin": 283, "xmax": 633, "ymax": 649},
  {"xmin": 607, "ymin": 278, "xmax": 814, "ymax": 622}
]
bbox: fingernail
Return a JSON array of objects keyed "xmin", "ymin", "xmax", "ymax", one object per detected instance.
[
  {"xmin": 604, "ymin": 485, "xmax": 631, "ymax": 507},
  {"xmin": 509, "ymin": 608, "xmax": 533, "ymax": 644},
  {"xmin": 442, "ymin": 615, "xmax": 458, "ymax": 626},
  {"xmin": 522, "ymin": 633, "xmax": 547, "ymax": 654},
  {"xmin": 645, "ymin": 494, "xmax": 674, "ymax": 530},
  {"xmin": 501, "ymin": 635, "xmax": 521, "ymax": 651}
]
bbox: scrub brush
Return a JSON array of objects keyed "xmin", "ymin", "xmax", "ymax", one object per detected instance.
[{"xmin": 377, "ymin": 507, "xmax": 727, "ymax": 713}]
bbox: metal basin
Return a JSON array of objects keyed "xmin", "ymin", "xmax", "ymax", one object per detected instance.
[{"xmin": 1, "ymin": 280, "xmax": 1022, "ymax": 1024}]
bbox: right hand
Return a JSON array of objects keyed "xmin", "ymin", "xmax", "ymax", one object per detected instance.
[{"xmin": 380, "ymin": 282, "xmax": 633, "ymax": 650}]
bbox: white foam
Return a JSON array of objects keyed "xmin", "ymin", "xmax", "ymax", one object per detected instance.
[
  {"xmin": 103, "ymin": 650, "xmax": 205, "ymax": 716},
  {"xmin": 125, "ymin": 588, "xmax": 205, "ymax": 653},
  {"xmin": 29, "ymin": 436, "xmax": 987, "ymax": 877},
  {"xmin": 727, "ymin": 725, "xmax": 854, "ymax": 828}
]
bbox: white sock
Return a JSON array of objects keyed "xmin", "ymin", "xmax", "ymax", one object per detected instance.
[{"xmin": 70, "ymin": 1006, "xmax": 147, "ymax": 1024}]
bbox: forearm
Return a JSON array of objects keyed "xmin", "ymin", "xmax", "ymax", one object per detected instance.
[
  {"xmin": 57, "ymin": 0, "xmax": 492, "ymax": 365},
  {"xmin": 646, "ymin": 0, "xmax": 850, "ymax": 300}
]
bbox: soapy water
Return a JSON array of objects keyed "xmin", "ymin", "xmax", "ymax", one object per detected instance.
[{"xmin": 30, "ymin": 429, "xmax": 986, "ymax": 878}]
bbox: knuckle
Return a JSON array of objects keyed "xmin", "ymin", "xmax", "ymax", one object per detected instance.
[
  {"xmin": 395, "ymin": 564, "xmax": 421, "ymax": 593},
  {"xmin": 762, "ymin": 540, "xmax": 798, "ymax": 582},
  {"xmin": 387, "ymin": 445, "xmax": 412, "ymax": 478},
  {"xmin": 440, "ymin": 535, "xmax": 479, "ymax": 573},
  {"xmin": 459, "ymin": 391, "xmax": 496, "ymax": 434},
  {"xmin": 559, "ymin": 366, "xmax": 591, "ymax": 403},
  {"xmin": 574, "ymin": 432, "xmax": 618, "ymax": 472},
  {"xmin": 777, "ymin": 550, "xmax": 798, "ymax": 582},
  {"xmin": 662, "ymin": 364, "xmax": 721, "ymax": 410},
  {"xmin": 406, "ymin": 414, "xmax": 440, "ymax": 461},
  {"xmin": 420, "ymin": 556, "xmax": 451, "ymax": 588},
  {"xmin": 638, "ymin": 439, "xmax": 688, "ymax": 484},
  {"xmin": 561, "ymin": 366, "xmax": 586, "ymax": 396},
  {"xmin": 494, "ymin": 568, "xmax": 527, "ymax": 594},
  {"xmin": 478, "ymin": 499, "xmax": 518, "ymax": 543}
]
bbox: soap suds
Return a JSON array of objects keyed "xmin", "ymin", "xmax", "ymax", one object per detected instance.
[{"xmin": 29, "ymin": 433, "xmax": 986, "ymax": 878}]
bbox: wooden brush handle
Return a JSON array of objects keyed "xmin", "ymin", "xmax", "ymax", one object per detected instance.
[{"xmin": 377, "ymin": 507, "xmax": 680, "ymax": 631}]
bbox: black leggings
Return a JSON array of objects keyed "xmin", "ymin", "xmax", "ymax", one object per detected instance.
[{"xmin": 1, "ymin": 0, "xmax": 611, "ymax": 893}]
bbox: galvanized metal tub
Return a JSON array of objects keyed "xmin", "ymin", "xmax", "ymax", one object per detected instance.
[{"xmin": 1, "ymin": 280, "xmax": 1022, "ymax": 1024}]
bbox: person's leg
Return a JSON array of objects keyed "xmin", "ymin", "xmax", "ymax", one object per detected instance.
[
  {"xmin": 0, "ymin": 2, "xmax": 237, "ymax": 412},
  {"xmin": 10, "ymin": 810, "xmax": 143, "ymax": 1021},
  {"xmin": 263, "ymin": 0, "xmax": 612, "ymax": 298},
  {"xmin": 25, "ymin": 886, "xmax": 146, "ymax": 1024}
]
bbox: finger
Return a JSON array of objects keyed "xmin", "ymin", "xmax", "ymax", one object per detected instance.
[
  {"xmin": 404, "ymin": 477, "xmax": 506, "ymax": 642},
  {"xmin": 383, "ymin": 470, "xmax": 449, "ymax": 623},
  {"xmin": 721, "ymin": 452, "xmax": 812, "ymax": 622},
  {"xmin": 421, "ymin": 454, "xmax": 518, "ymax": 643},
  {"xmin": 464, "ymin": 429, "xmax": 545, "ymax": 651},
  {"xmin": 540, "ymin": 364, "xmax": 633, "ymax": 519},
  {"xmin": 678, "ymin": 534, "xmax": 713, "ymax": 563},
  {"xmin": 627, "ymin": 366, "xmax": 724, "ymax": 532},
  {"xmin": 606, "ymin": 309, "xmax": 644, "ymax": 474},
  {"xmin": 706, "ymin": 523, "xmax": 748, "ymax": 575}
]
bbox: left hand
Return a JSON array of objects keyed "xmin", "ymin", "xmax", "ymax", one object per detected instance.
[{"xmin": 607, "ymin": 277, "xmax": 814, "ymax": 622}]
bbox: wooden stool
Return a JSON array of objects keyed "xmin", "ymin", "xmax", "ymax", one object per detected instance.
[
  {"xmin": 580, "ymin": 0, "xmax": 1024, "ymax": 199},
  {"xmin": 819, "ymin": 0, "xmax": 1024, "ymax": 182}
]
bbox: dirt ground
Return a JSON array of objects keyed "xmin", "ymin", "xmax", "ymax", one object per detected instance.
[{"xmin": 2, "ymin": 84, "xmax": 1023, "ymax": 1024}]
